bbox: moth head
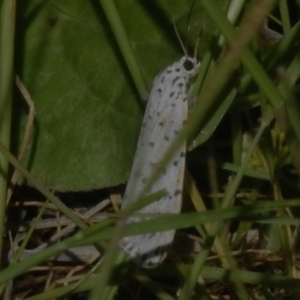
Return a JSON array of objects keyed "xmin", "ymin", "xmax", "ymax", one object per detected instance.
[{"xmin": 180, "ymin": 56, "xmax": 200, "ymax": 77}]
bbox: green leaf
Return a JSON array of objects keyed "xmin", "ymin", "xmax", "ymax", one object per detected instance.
[{"xmin": 14, "ymin": 0, "xmax": 214, "ymax": 191}]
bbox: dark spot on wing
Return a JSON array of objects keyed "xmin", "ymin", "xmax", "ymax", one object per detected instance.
[
  {"xmin": 174, "ymin": 189, "xmax": 182, "ymax": 196},
  {"xmin": 150, "ymin": 162, "xmax": 157, "ymax": 169},
  {"xmin": 159, "ymin": 122, "xmax": 164, "ymax": 126},
  {"xmin": 149, "ymin": 233, "xmax": 156, "ymax": 239},
  {"xmin": 157, "ymin": 88, "xmax": 162, "ymax": 93},
  {"xmin": 149, "ymin": 142, "xmax": 155, "ymax": 147},
  {"xmin": 173, "ymin": 160, "xmax": 179, "ymax": 166},
  {"xmin": 164, "ymin": 135, "xmax": 170, "ymax": 141},
  {"xmin": 125, "ymin": 243, "xmax": 134, "ymax": 252},
  {"xmin": 175, "ymin": 68, "xmax": 180, "ymax": 72},
  {"xmin": 180, "ymin": 151, "xmax": 185, "ymax": 157},
  {"xmin": 169, "ymin": 92, "xmax": 175, "ymax": 97},
  {"xmin": 172, "ymin": 77, "xmax": 180, "ymax": 84}
]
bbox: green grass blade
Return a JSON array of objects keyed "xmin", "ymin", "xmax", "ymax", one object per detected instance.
[
  {"xmin": 99, "ymin": 0, "xmax": 148, "ymax": 100},
  {"xmin": 0, "ymin": 0, "xmax": 15, "ymax": 270}
]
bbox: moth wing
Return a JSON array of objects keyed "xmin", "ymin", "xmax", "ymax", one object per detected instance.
[{"xmin": 120, "ymin": 73, "xmax": 188, "ymax": 268}]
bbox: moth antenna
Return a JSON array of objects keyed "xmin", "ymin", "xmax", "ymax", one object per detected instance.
[
  {"xmin": 173, "ymin": 22, "xmax": 188, "ymax": 56},
  {"xmin": 193, "ymin": 30, "xmax": 202, "ymax": 59},
  {"xmin": 174, "ymin": 0, "xmax": 197, "ymax": 57},
  {"xmin": 185, "ymin": 0, "xmax": 196, "ymax": 51}
]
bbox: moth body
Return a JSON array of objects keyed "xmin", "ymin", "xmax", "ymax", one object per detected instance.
[{"xmin": 120, "ymin": 56, "xmax": 200, "ymax": 268}]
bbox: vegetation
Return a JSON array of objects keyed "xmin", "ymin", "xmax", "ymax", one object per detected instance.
[{"xmin": 0, "ymin": 0, "xmax": 300, "ymax": 299}]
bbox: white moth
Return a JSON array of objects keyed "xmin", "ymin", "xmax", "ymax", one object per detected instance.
[{"xmin": 120, "ymin": 54, "xmax": 200, "ymax": 268}]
